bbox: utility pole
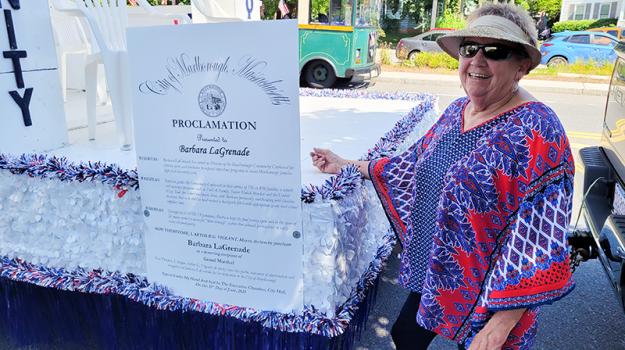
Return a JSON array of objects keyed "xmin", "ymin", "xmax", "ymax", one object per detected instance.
[{"xmin": 430, "ymin": 0, "xmax": 438, "ymax": 29}]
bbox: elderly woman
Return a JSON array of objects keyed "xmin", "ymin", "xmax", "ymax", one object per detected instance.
[{"xmin": 311, "ymin": 4, "xmax": 574, "ymax": 350}]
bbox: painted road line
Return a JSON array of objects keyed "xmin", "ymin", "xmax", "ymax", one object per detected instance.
[
  {"xmin": 570, "ymin": 142, "xmax": 596, "ymax": 149},
  {"xmin": 567, "ymin": 131, "xmax": 602, "ymax": 140}
]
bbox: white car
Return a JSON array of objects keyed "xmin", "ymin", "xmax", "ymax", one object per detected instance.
[{"xmin": 395, "ymin": 28, "xmax": 455, "ymax": 60}]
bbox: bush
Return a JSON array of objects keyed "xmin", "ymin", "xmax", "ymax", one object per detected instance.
[
  {"xmin": 561, "ymin": 58, "xmax": 613, "ymax": 74},
  {"xmin": 552, "ymin": 18, "xmax": 618, "ymax": 33},
  {"xmin": 528, "ymin": 58, "xmax": 614, "ymax": 76},
  {"xmin": 377, "ymin": 27, "xmax": 386, "ymax": 43},
  {"xmin": 402, "ymin": 52, "xmax": 458, "ymax": 69},
  {"xmin": 593, "ymin": 18, "xmax": 618, "ymax": 27},
  {"xmin": 379, "ymin": 43, "xmax": 393, "ymax": 65}
]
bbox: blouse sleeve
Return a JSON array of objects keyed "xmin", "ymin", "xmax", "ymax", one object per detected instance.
[
  {"xmin": 368, "ymin": 141, "xmax": 420, "ymax": 246},
  {"xmin": 482, "ymin": 130, "xmax": 575, "ymax": 312}
]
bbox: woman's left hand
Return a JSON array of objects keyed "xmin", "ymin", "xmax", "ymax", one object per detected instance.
[{"xmin": 467, "ymin": 309, "xmax": 526, "ymax": 350}]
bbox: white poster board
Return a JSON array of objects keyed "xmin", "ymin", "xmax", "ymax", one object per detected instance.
[
  {"xmin": 0, "ymin": 0, "xmax": 67, "ymax": 154},
  {"xmin": 127, "ymin": 20, "xmax": 303, "ymax": 312}
]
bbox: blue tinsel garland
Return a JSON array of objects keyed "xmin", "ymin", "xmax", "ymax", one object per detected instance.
[{"xmin": 0, "ymin": 232, "xmax": 396, "ymax": 340}]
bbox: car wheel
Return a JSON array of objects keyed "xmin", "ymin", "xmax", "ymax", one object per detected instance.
[
  {"xmin": 408, "ymin": 50, "xmax": 420, "ymax": 61},
  {"xmin": 547, "ymin": 56, "xmax": 568, "ymax": 66},
  {"xmin": 304, "ymin": 60, "xmax": 337, "ymax": 89}
]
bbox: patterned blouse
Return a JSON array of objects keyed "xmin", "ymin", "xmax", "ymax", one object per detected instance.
[{"xmin": 369, "ymin": 97, "xmax": 575, "ymax": 349}]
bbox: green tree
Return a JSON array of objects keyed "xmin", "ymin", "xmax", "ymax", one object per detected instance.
[
  {"xmin": 519, "ymin": 0, "xmax": 561, "ymax": 22},
  {"xmin": 386, "ymin": 0, "xmax": 401, "ymax": 14},
  {"xmin": 535, "ymin": 0, "xmax": 561, "ymax": 22},
  {"xmin": 263, "ymin": 0, "xmax": 278, "ymax": 19},
  {"xmin": 515, "ymin": 0, "xmax": 531, "ymax": 12},
  {"xmin": 402, "ymin": 0, "xmax": 433, "ymax": 30},
  {"xmin": 445, "ymin": 0, "xmax": 460, "ymax": 14},
  {"xmin": 310, "ymin": 0, "xmax": 330, "ymax": 21},
  {"xmin": 436, "ymin": 9, "xmax": 465, "ymax": 28}
]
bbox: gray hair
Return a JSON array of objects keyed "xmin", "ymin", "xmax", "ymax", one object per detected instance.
[{"xmin": 469, "ymin": 4, "xmax": 538, "ymax": 48}]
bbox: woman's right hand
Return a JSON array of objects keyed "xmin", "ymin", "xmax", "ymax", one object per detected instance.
[{"xmin": 310, "ymin": 148, "xmax": 348, "ymax": 174}]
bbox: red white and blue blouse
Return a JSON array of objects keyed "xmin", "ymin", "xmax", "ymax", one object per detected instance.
[{"xmin": 369, "ymin": 97, "xmax": 575, "ymax": 349}]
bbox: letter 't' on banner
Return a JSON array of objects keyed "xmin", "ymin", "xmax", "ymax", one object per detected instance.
[{"xmin": 3, "ymin": 50, "xmax": 27, "ymax": 88}]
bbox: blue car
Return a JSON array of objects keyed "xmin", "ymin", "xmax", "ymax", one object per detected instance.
[{"xmin": 540, "ymin": 31, "xmax": 618, "ymax": 66}]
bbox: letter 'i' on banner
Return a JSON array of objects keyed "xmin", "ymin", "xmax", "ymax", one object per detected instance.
[{"xmin": 0, "ymin": 0, "xmax": 67, "ymax": 155}]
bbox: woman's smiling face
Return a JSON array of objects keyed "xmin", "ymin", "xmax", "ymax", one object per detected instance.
[{"xmin": 458, "ymin": 37, "xmax": 531, "ymax": 106}]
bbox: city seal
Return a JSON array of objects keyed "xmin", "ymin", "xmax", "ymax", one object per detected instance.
[{"xmin": 198, "ymin": 84, "xmax": 227, "ymax": 117}]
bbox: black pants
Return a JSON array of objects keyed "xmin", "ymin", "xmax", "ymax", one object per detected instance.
[{"xmin": 391, "ymin": 292, "xmax": 466, "ymax": 350}]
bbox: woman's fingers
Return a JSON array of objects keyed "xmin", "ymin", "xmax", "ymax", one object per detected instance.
[
  {"xmin": 312, "ymin": 155, "xmax": 326, "ymax": 169},
  {"xmin": 311, "ymin": 147, "xmax": 342, "ymax": 174}
]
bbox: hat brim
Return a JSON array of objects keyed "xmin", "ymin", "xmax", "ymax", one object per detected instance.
[{"xmin": 436, "ymin": 28, "xmax": 541, "ymax": 71}]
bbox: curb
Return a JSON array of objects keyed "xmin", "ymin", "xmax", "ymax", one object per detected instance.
[{"xmin": 376, "ymin": 72, "xmax": 609, "ymax": 96}]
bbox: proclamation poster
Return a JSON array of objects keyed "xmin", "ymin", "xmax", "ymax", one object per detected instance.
[{"xmin": 127, "ymin": 20, "xmax": 303, "ymax": 312}]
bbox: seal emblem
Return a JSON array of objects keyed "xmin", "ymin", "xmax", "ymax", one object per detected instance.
[{"xmin": 198, "ymin": 84, "xmax": 227, "ymax": 117}]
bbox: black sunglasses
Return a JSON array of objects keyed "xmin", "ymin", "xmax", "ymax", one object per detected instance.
[{"xmin": 458, "ymin": 42, "xmax": 526, "ymax": 60}]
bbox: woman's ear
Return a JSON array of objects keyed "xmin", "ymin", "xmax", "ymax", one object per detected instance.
[{"xmin": 516, "ymin": 58, "xmax": 532, "ymax": 79}]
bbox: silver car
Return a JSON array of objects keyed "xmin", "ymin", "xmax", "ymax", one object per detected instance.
[{"xmin": 396, "ymin": 28, "xmax": 455, "ymax": 60}]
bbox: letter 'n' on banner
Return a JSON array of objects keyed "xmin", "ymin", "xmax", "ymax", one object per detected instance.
[{"xmin": 0, "ymin": 0, "xmax": 67, "ymax": 154}]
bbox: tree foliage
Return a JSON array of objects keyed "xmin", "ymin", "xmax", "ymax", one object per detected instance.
[
  {"xmin": 401, "ymin": 0, "xmax": 433, "ymax": 29},
  {"xmin": 310, "ymin": 0, "xmax": 330, "ymax": 21},
  {"xmin": 517, "ymin": 0, "xmax": 561, "ymax": 22},
  {"xmin": 436, "ymin": 9, "xmax": 465, "ymax": 28},
  {"xmin": 535, "ymin": 0, "xmax": 562, "ymax": 21}
]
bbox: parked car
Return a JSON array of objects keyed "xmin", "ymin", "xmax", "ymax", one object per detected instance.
[
  {"xmin": 572, "ymin": 41, "xmax": 625, "ymax": 314},
  {"xmin": 395, "ymin": 28, "xmax": 455, "ymax": 60},
  {"xmin": 589, "ymin": 26, "xmax": 625, "ymax": 41},
  {"xmin": 540, "ymin": 31, "xmax": 618, "ymax": 66}
]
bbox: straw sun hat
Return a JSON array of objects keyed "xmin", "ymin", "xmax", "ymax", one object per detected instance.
[{"xmin": 436, "ymin": 15, "xmax": 542, "ymax": 71}]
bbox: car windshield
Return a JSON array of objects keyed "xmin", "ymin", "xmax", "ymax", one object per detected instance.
[{"xmin": 355, "ymin": 0, "xmax": 381, "ymax": 27}]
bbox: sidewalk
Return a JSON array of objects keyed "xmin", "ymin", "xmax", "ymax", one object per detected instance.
[{"xmin": 377, "ymin": 71, "xmax": 610, "ymax": 96}]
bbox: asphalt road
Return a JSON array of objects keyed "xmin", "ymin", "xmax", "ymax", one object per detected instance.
[{"xmin": 351, "ymin": 79, "xmax": 625, "ymax": 349}]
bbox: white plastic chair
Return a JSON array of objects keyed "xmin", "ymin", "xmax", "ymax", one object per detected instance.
[
  {"xmin": 50, "ymin": 10, "xmax": 105, "ymax": 101},
  {"xmin": 52, "ymin": 0, "xmax": 190, "ymax": 150},
  {"xmin": 50, "ymin": 3, "xmax": 108, "ymax": 141},
  {"xmin": 75, "ymin": 0, "xmax": 133, "ymax": 150}
]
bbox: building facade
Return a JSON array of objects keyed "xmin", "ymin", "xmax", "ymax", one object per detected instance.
[{"xmin": 559, "ymin": 0, "xmax": 625, "ymax": 26}]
